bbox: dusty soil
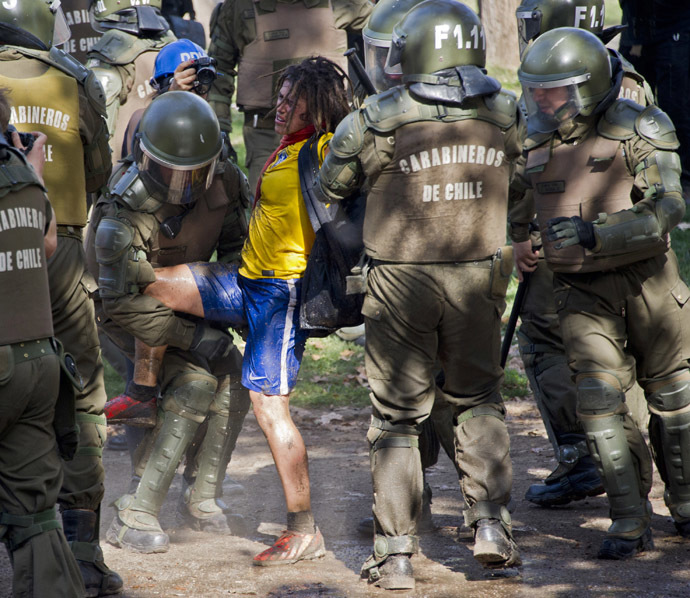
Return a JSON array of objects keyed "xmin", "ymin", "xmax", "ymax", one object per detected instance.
[{"xmin": 3, "ymin": 370, "xmax": 690, "ymax": 598}]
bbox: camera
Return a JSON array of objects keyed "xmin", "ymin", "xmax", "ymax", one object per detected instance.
[
  {"xmin": 190, "ymin": 57, "xmax": 218, "ymax": 93},
  {"xmin": 6, "ymin": 125, "xmax": 34, "ymax": 154}
]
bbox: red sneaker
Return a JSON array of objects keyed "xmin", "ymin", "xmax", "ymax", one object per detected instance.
[
  {"xmin": 253, "ymin": 528, "xmax": 326, "ymax": 566},
  {"xmin": 104, "ymin": 394, "xmax": 157, "ymax": 428}
]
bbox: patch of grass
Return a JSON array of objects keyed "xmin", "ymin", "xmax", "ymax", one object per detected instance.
[
  {"xmin": 103, "ymin": 358, "xmax": 126, "ymax": 399},
  {"xmin": 502, "ymin": 366, "xmax": 531, "ymax": 399},
  {"xmin": 291, "ymin": 335, "xmax": 371, "ymax": 407}
]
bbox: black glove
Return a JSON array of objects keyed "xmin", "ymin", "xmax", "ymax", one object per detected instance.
[
  {"xmin": 546, "ymin": 216, "xmax": 597, "ymax": 250},
  {"xmin": 189, "ymin": 324, "xmax": 233, "ymax": 362}
]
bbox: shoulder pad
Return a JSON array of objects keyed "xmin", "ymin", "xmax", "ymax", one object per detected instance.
[
  {"xmin": 83, "ymin": 70, "xmax": 107, "ymax": 116},
  {"xmin": 111, "ymin": 164, "xmax": 163, "ymax": 214},
  {"xmin": 90, "ymin": 64, "xmax": 123, "ymax": 104},
  {"xmin": 635, "ymin": 104, "xmax": 680, "ymax": 150},
  {"xmin": 89, "ymin": 29, "xmax": 161, "ymax": 65},
  {"xmin": 47, "ymin": 46, "xmax": 89, "ymax": 82},
  {"xmin": 361, "ymin": 86, "xmax": 415, "ymax": 132},
  {"xmin": 479, "ymin": 90, "xmax": 517, "ymax": 130},
  {"xmin": 597, "ymin": 98, "xmax": 643, "ymax": 140},
  {"xmin": 524, "ymin": 131, "xmax": 552, "ymax": 152},
  {"xmin": 329, "ymin": 111, "xmax": 367, "ymax": 158}
]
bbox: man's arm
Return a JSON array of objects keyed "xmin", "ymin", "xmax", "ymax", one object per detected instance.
[{"xmin": 207, "ymin": 0, "xmax": 244, "ymax": 135}]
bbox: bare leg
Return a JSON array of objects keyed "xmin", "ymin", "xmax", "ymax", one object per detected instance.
[
  {"xmin": 250, "ymin": 390, "xmax": 311, "ymax": 512},
  {"xmin": 144, "ymin": 264, "xmax": 205, "ymax": 317}
]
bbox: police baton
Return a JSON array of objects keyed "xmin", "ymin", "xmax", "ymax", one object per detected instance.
[
  {"xmin": 500, "ymin": 270, "xmax": 531, "ymax": 369},
  {"xmin": 344, "ymin": 48, "xmax": 377, "ymax": 97}
]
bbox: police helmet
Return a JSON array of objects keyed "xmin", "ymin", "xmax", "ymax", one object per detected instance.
[
  {"xmin": 363, "ymin": 0, "xmax": 426, "ymax": 92},
  {"xmin": 0, "ymin": 0, "xmax": 71, "ymax": 50},
  {"xmin": 385, "ymin": 0, "xmax": 486, "ymax": 78},
  {"xmin": 135, "ymin": 91, "xmax": 223, "ymax": 205},
  {"xmin": 516, "ymin": 0, "xmax": 605, "ymax": 56},
  {"xmin": 518, "ymin": 27, "xmax": 611, "ymax": 133}
]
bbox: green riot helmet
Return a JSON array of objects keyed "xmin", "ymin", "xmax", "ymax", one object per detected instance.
[
  {"xmin": 0, "ymin": 0, "xmax": 71, "ymax": 51},
  {"xmin": 135, "ymin": 91, "xmax": 223, "ymax": 205},
  {"xmin": 363, "ymin": 0, "xmax": 426, "ymax": 92},
  {"xmin": 516, "ymin": 0, "xmax": 605, "ymax": 56},
  {"xmin": 385, "ymin": 0, "xmax": 486, "ymax": 78},
  {"xmin": 518, "ymin": 27, "xmax": 611, "ymax": 133},
  {"xmin": 89, "ymin": 0, "xmax": 168, "ymax": 35}
]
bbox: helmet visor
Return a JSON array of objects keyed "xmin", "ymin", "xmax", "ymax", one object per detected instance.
[
  {"xmin": 516, "ymin": 9, "xmax": 542, "ymax": 57},
  {"xmin": 51, "ymin": 0, "xmax": 71, "ymax": 47},
  {"xmin": 384, "ymin": 29, "xmax": 405, "ymax": 76},
  {"xmin": 137, "ymin": 141, "xmax": 218, "ymax": 205},
  {"xmin": 364, "ymin": 35, "xmax": 401, "ymax": 92},
  {"xmin": 522, "ymin": 81, "xmax": 584, "ymax": 133}
]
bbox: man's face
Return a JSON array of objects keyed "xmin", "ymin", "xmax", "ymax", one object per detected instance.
[
  {"xmin": 274, "ymin": 80, "xmax": 310, "ymax": 136},
  {"xmin": 532, "ymin": 86, "xmax": 570, "ymax": 116}
]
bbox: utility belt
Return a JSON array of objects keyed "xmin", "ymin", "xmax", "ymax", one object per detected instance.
[
  {"xmin": 5, "ymin": 337, "xmax": 55, "ymax": 366},
  {"xmin": 57, "ymin": 224, "xmax": 83, "ymax": 241},
  {"xmin": 243, "ymin": 109, "xmax": 275, "ymax": 130}
]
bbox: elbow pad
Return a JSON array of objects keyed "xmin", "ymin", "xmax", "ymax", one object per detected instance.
[
  {"xmin": 594, "ymin": 211, "xmax": 661, "ymax": 255},
  {"xmin": 318, "ymin": 152, "xmax": 362, "ymax": 202},
  {"xmin": 95, "ymin": 217, "xmax": 155, "ymax": 298}
]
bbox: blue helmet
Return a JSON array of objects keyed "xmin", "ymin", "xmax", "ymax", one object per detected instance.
[{"xmin": 150, "ymin": 39, "xmax": 208, "ymax": 92}]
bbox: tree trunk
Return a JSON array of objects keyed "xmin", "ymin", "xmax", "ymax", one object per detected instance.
[{"xmin": 479, "ymin": 0, "xmax": 522, "ymax": 70}]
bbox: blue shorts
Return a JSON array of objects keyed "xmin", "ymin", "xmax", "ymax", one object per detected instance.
[{"xmin": 188, "ymin": 263, "xmax": 309, "ymax": 395}]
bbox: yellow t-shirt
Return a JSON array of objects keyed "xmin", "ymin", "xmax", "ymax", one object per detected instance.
[{"xmin": 239, "ymin": 134, "xmax": 331, "ymax": 280}]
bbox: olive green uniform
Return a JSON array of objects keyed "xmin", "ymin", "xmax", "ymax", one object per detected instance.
[
  {"xmin": 512, "ymin": 96, "xmax": 690, "ymax": 544},
  {"xmin": 207, "ymin": 0, "xmax": 372, "ymax": 187},
  {"xmin": 84, "ymin": 156, "xmax": 250, "ymax": 549},
  {"xmin": 511, "ymin": 58, "xmax": 652, "ymax": 495},
  {"xmin": 86, "ymin": 28, "xmax": 176, "ymax": 162},
  {"xmin": 319, "ymin": 84, "xmax": 521, "ymax": 569},
  {"xmin": 0, "ymin": 44, "xmax": 118, "ymax": 594},
  {"xmin": 0, "ymin": 145, "xmax": 85, "ymax": 598}
]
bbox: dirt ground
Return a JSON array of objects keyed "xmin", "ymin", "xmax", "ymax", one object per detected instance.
[{"xmin": 3, "ymin": 369, "xmax": 690, "ymax": 598}]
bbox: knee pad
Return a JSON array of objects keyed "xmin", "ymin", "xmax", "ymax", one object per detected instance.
[
  {"xmin": 162, "ymin": 372, "xmax": 218, "ymax": 424},
  {"xmin": 366, "ymin": 416, "xmax": 420, "ymax": 453},
  {"xmin": 455, "ymin": 403, "xmax": 505, "ymax": 427},
  {"xmin": 647, "ymin": 373, "xmax": 690, "ymax": 413},
  {"xmin": 576, "ymin": 375, "xmax": 625, "ymax": 416}
]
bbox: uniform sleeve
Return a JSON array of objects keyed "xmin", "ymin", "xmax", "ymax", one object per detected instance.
[
  {"xmin": 100, "ymin": 209, "xmax": 197, "ymax": 350},
  {"xmin": 508, "ymin": 152, "xmax": 535, "ymax": 243},
  {"xmin": 77, "ymin": 76, "xmax": 113, "ymax": 193},
  {"xmin": 332, "ymin": 0, "xmax": 374, "ymax": 34},
  {"xmin": 208, "ymin": 0, "xmax": 245, "ymax": 134}
]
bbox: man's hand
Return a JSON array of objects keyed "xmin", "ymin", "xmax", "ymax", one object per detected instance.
[
  {"xmin": 190, "ymin": 324, "xmax": 233, "ymax": 362},
  {"xmin": 14, "ymin": 131, "xmax": 47, "ymax": 183},
  {"xmin": 546, "ymin": 216, "xmax": 597, "ymax": 250},
  {"xmin": 513, "ymin": 240, "xmax": 539, "ymax": 282},
  {"xmin": 170, "ymin": 59, "xmax": 197, "ymax": 92}
]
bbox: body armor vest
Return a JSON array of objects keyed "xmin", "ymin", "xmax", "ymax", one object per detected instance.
[
  {"xmin": 62, "ymin": 0, "xmax": 103, "ymax": 64},
  {"xmin": 0, "ymin": 152, "xmax": 53, "ymax": 344},
  {"xmin": 365, "ymin": 119, "xmax": 510, "ymax": 262},
  {"xmin": 528, "ymin": 130, "xmax": 669, "ymax": 273},
  {"xmin": 236, "ymin": 0, "xmax": 347, "ymax": 111},
  {"xmin": 151, "ymin": 175, "xmax": 231, "ymax": 267},
  {"xmin": 0, "ymin": 56, "xmax": 87, "ymax": 227}
]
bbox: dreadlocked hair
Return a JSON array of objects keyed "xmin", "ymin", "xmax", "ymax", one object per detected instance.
[{"xmin": 275, "ymin": 56, "xmax": 351, "ymax": 134}]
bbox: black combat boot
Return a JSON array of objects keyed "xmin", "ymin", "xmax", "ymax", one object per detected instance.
[{"xmin": 62, "ymin": 509, "xmax": 124, "ymax": 597}]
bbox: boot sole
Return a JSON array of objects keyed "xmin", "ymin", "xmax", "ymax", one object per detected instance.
[{"xmin": 374, "ymin": 574, "xmax": 415, "ymax": 590}]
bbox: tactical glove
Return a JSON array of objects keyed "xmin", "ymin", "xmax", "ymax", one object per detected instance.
[
  {"xmin": 546, "ymin": 216, "xmax": 597, "ymax": 250},
  {"xmin": 190, "ymin": 324, "xmax": 233, "ymax": 362}
]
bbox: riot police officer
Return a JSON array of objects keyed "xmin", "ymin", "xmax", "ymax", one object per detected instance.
[
  {"xmin": 513, "ymin": 27, "xmax": 690, "ymax": 559},
  {"xmin": 86, "ymin": 0, "xmax": 175, "ymax": 162},
  {"xmin": 0, "ymin": 2, "xmax": 120, "ymax": 595},
  {"xmin": 0, "ymin": 91, "xmax": 86, "ymax": 598},
  {"xmin": 206, "ymin": 0, "xmax": 372, "ymax": 187},
  {"xmin": 61, "ymin": 0, "xmax": 103, "ymax": 64},
  {"xmin": 85, "ymin": 91, "xmax": 250, "ymax": 553},
  {"xmin": 319, "ymin": 0, "xmax": 522, "ymax": 588},
  {"xmin": 511, "ymin": 0, "xmax": 653, "ymax": 508}
]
